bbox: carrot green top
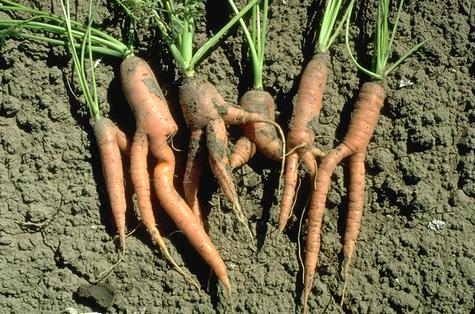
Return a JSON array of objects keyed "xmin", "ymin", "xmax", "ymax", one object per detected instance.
[
  {"xmin": 345, "ymin": 0, "xmax": 426, "ymax": 80},
  {"xmin": 0, "ymin": 0, "xmax": 131, "ymax": 59},
  {"xmin": 0, "ymin": 0, "xmax": 133, "ymax": 121},
  {"xmin": 316, "ymin": 0, "xmax": 352, "ymax": 54},
  {"xmin": 128, "ymin": 0, "xmax": 260, "ymax": 77},
  {"xmin": 227, "ymin": 0, "xmax": 268, "ymax": 90}
]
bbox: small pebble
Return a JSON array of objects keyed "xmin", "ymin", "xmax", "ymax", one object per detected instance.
[{"xmin": 427, "ymin": 219, "xmax": 445, "ymax": 231}]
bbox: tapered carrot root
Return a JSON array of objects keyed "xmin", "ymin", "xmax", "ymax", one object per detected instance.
[
  {"xmin": 303, "ymin": 82, "xmax": 385, "ymax": 311},
  {"xmin": 152, "ymin": 144, "xmax": 232, "ymax": 300},
  {"xmin": 93, "ymin": 117, "xmax": 130, "ymax": 253},
  {"xmin": 230, "ymin": 137, "xmax": 256, "ymax": 169},
  {"xmin": 230, "ymin": 90, "xmax": 282, "ymax": 169},
  {"xmin": 121, "ymin": 56, "xmax": 231, "ymax": 294},
  {"xmin": 179, "ymin": 76, "xmax": 286, "ymax": 236},
  {"xmin": 206, "ymin": 119, "xmax": 245, "ymax": 222},
  {"xmin": 279, "ymin": 53, "xmax": 329, "ymax": 232},
  {"xmin": 341, "ymin": 151, "xmax": 365, "ymax": 301},
  {"xmin": 183, "ymin": 129, "xmax": 205, "ymax": 224}
]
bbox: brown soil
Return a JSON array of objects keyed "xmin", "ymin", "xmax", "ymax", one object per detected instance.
[{"xmin": 0, "ymin": 1, "xmax": 474, "ymax": 313}]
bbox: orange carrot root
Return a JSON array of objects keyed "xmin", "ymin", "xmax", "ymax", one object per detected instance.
[
  {"xmin": 152, "ymin": 145, "xmax": 232, "ymax": 300},
  {"xmin": 279, "ymin": 53, "xmax": 329, "ymax": 231},
  {"xmin": 303, "ymin": 81, "xmax": 385, "ymax": 308},
  {"xmin": 230, "ymin": 137, "xmax": 256, "ymax": 169},
  {"xmin": 121, "ymin": 56, "xmax": 230, "ymax": 295},
  {"xmin": 93, "ymin": 117, "xmax": 130, "ymax": 253},
  {"xmin": 230, "ymin": 90, "xmax": 282, "ymax": 169},
  {"xmin": 183, "ymin": 128, "xmax": 205, "ymax": 224}
]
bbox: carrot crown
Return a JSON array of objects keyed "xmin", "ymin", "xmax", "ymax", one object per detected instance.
[
  {"xmin": 131, "ymin": 0, "xmax": 260, "ymax": 77},
  {"xmin": 345, "ymin": 0, "xmax": 426, "ymax": 80},
  {"xmin": 316, "ymin": 0, "xmax": 352, "ymax": 54}
]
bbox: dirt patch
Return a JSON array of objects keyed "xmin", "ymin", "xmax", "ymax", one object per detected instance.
[{"xmin": 0, "ymin": 1, "xmax": 474, "ymax": 313}]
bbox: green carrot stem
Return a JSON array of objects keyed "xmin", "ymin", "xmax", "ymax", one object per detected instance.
[
  {"xmin": 0, "ymin": 19, "xmax": 130, "ymax": 57},
  {"xmin": 0, "ymin": 2, "xmax": 127, "ymax": 50},
  {"xmin": 317, "ymin": 0, "xmax": 352, "ymax": 54},
  {"xmin": 345, "ymin": 0, "xmax": 425, "ymax": 80},
  {"xmin": 60, "ymin": 0, "xmax": 98, "ymax": 120},
  {"xmin": 227, "ymin": 0, "xmax": 267, "ymax": 89}
]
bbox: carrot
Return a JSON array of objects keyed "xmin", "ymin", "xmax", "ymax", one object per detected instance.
[
  {"xmin": 121, "ymin": 56, "xmax": 230, "ymax": 293},
  {"xmin": 303, "ymin": 81, "xmax": 385, "ymax": 309},
  {"xmin": 302, "ymin": 0, "xmax": 425, "ymax": 310},
  {"xmin": 183, "ymin": 128, "xmax": 205, "ymax": 225},
  {"xmin": 179, "ymin": 76, "xmax": 285, "ymax": 228},
  {"xmin": 56, "ymin": 0, "xmax": 136, "ymax": 257},
  {"xmin": 278, "ymin": 0, "xmax": 354, "ymax": 234},
  {"xmin": 93, "ymin": 117, "xmax": 130, "ymax": 254},
  {"xmin": 279, "ymin": 54, "xmax": 328, "ymax": 232},
  {"xmin": 179, "ymin": 77, "xmax": 274, "ymax": 226},
  {"xmin": 227, "ymin": 0, "xmax": 283, "ymax": 171}
]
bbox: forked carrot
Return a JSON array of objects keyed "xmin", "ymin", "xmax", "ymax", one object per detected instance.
[
  {"xmin": 121, "ymin": 56, "xmax": 233, "ymax": 294},
  {"xmin": 179, "ymin": 77, "xmax": 284, "ymax": 231},
  {"xmin": 302, "ymin": 0, "xmax": 425, "ymax": 310},
  {"xmin": 278, "ymin": 0, "xmax": 352, "ymax": 233},
  {"xmin": 93, "ymin": 117, "xmax": 130, "ymax": 253},
  {"xmin": 279, "ymin": 54, "xmax": 328, "ymax": 232},
  {"xmin": 303, "ymin": 82, "xmax": 385, "ymax": 309}
]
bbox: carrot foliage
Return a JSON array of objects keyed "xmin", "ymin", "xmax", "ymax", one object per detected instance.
[
  {"xmin": 345, "ymin": 0, "xmax": 426, "ymax": 79},
  {"xmin": 0, "ymin": 0, "xmax": 131, "ymax": 58},
  {"xmin": 227, "ymin": 0, "xmax": 268, "ymax": 90},
  {"xmin": 317, "ymin": 0, "xmax": 352, "ymax": 53},
  {"xmin": 118, "ymin": 0, "xmax": 260, "ymax": 76}
]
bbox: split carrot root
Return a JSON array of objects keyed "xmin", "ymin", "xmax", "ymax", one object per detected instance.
[
  {"xmin": 93, "ymin": 117, "xmax": 130, "ymax": 254},
  {"xmin": 279, "ymin": 53, "xmax": 328, "ymax": 232},
  {"xmin": 230, "ymin": 90, "xmax": 282, "ymax": 169},
  {"xmin": 179, "ymin": 76, "xmax": 285, "ymax": 239},
  {"xmin": 120, "ymin": 56, "xmax": 231, "ymax": 296},
  {"xmin": 303, "ymin": 81, "xmax": 385, "ymax": 310}
]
